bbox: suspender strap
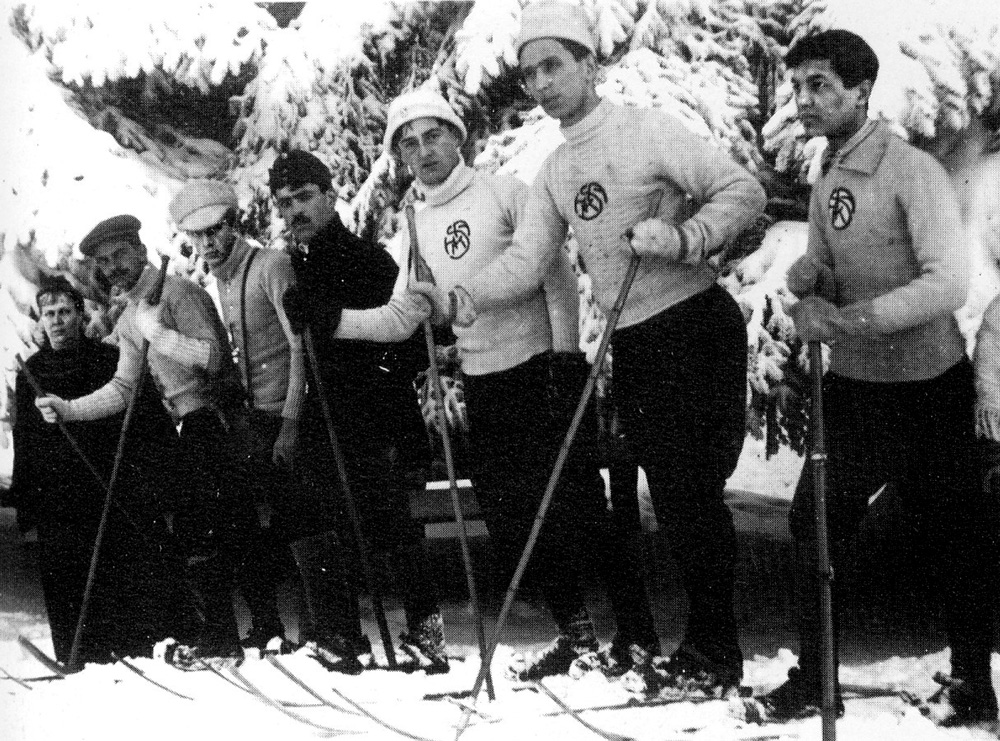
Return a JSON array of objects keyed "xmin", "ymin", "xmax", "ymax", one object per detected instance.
[{"xmin": 238, "ymin": 247, "xmax": 261, "ymax": 410}]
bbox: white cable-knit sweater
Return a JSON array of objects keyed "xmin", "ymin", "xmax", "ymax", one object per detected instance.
[{"xmin": 334, "ymin": 162, "xmax": 580, "ymax": 376}]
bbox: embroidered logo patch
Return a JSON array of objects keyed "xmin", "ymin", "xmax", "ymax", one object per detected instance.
[
  {"xmin": 444, "ymin": 219, "xmax": 471, "ymax": 259},
  {"xmin": 574, "ymin": 182, "xmax": 607, "ymax": 221},
  {"xmin": 828, "ymin": 187, "xmax": 855, "ymax": 230}
]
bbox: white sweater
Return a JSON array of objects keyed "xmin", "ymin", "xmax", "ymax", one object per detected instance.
[
  {"xmin": 460, "ymin": 99, "xmax": 766, "ymax": 330},
  {"xmin": 335, "ymin": 163, "xmax": 580, "ymax": 376}
]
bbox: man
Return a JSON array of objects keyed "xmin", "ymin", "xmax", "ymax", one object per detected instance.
[
  {"xmin": 329, "ymin": 87, "xmax": 660, "ymax": 681},
  {"xmin": 168, "ymin": 180, "xmax": 310, "ymax": 651},
  {"xmin": 413, "ymin": 0, "xmax": 765, "ymax": 696},
  {"xmin": 268, "ymin": 150, "xmax": 448, "ymax": 673},
  {"xmin": 767, "ymin": 30, "xmax": 998, "ymax": 726},
  {"xmin": 9, "ymin": 278, "xmax": 194, "ymax": 663},
  {"xmin": 35, "ymin": 216, "xmax": 251, "ymax": 664}
]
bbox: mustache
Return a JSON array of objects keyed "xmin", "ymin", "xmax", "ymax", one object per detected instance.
[{"xmin": 291, "ymin": 216, "xmax": 311, "ymax": 227}]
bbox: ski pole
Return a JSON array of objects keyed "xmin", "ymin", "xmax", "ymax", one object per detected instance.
[
  {"xmin": 302, "ymin": 327, "xmax": 397, "ymax": 668},
  {"xmin": 808, "ymin": 340, "xmax": 837, "ymax": 741},
  {"xmin": 69, "ymin": 254, "xmax": 171, "ymax": 670},
  {"xmin": 15, "ymin": 352, "xmax": 206, "ymax": 624},
  {"xmin": 457, "ymin": 243, "xmax": 644, "ymax": 737},
  {"xmin": 405, "ymin": 205, "xmax": 494, "ymax": 699}
]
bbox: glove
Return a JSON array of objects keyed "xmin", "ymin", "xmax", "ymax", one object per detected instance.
[
  {"xmin": 975, "ymin": 398, "xmax": 1000, "ymax": 441},
  {"xmin": 839, "ymin": 300, "xmax": 877, "ymax": 335},
  {"xmin": 35, "ymin": 394, "xmax": 69, "ymax": 424},
  {"xmin": 134, "ymin": 300, "xmax": 165, "ymax": 342},
  {"xmin": 980, "ymin": 440, "xmax": 1000, "ymax": 496},
  {"xmin": 409, "ymin": 283, "xmax": 477, "ymax": 328},
  {"xmin": 629, "ymin": 219, "xmax": 698, "ymax": 263},
  {"xmin": 409, "ymin": 282, "xmax": 452, "ymax": 325},
  {"xmin": 788, "ymin": 296, "xmax": 843, "ymax": 343},
  {"xmin": 789, "ymin": 296, "xmax": 877, "ymax": 343},
  {"xmin": 282, "ymin": 284, "xmax": 342, "ymax": 337},
  {"xmin": 786, "ymin": 255, "xmax": 836, "ymax": 300}
]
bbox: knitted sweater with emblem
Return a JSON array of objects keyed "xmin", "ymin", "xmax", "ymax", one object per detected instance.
[
  {"xmin": 456, "ymin": 99, "xmax": 765, "ymax": 330},
  {"xmin": 804, "ymin": 119, "xmax": 968, "ymax": 383},
  {"xmin": 334, "ymin": 163, "xmax": 579, "ymax": 375},
  {"xmin": 62, "ymin": 266, "xmax": 235, "ymax": 421},
  {"xmin": 213, "ymin": 238, "xmax": 306, "ymax": 421}
]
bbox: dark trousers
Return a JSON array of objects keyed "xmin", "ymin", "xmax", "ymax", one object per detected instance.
[
  {"xmin": 789, "ymin": 358, "xmax": 998, "ymax": 682},
  {"xmin": 613, "ymin": 284, "xmax": 748, "ymax": 671},
  {"xmin": 465, "ymin": 351, "xmax": 657, "ymax": 644},
  {"xmin": 298, "ymin": 388, "xmax": 440, "ymax": 636},
  {"xmin": 172, "ymin": 407, "xmax": 261, "ymax": 648}
]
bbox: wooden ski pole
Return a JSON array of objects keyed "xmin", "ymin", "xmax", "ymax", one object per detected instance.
[
  {"xmin": 808, "ymin": 341, "xmax": 837, "ymax": 741},
  {"xmin": 457, "ymin": 245, "xmax": 643, "ymax": 737},
  {"xmin": 405, "ymin": 205, "xmax": 494, "ymax": 699},
  {"xmin": 69, "ymin": 254, "xmax": 170, "ymax": 670},
  {"xmin": 302, "ymin": 327, "xmax": 397, "ymax": 668}
]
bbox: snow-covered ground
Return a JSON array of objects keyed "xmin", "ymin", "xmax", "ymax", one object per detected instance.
[{"xmin": 3, "ymin": 443, "xmax": 998, "ymax": 741}]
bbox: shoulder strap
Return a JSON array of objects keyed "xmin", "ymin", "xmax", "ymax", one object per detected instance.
[{"xmin": 238, "ymin": 247, "xmax": 261, "ymax": 409}]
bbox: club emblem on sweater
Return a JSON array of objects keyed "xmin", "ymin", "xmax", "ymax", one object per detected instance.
[
  {"xmin": 444, "ymin": 219, "xmax": 471, "ymax": 259},
  {"xmin": 828, "ymin": 187, "xmax": 855, "ymax": 230},
  {"xmin": 575, "ymin": 182, "xmax": 607, "ymax": 220}
]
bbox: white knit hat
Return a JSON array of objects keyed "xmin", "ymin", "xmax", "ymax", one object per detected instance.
[
  {"xmin": 383, "ymin": 89, "xmax": 467, "ymax": 153},
  {"xmin": 515, "ymin": 0, "xmax": 596, "ymax": 60}
]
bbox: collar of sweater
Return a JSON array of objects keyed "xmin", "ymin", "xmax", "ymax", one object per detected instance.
[
  {"xmin": 212, "ymin": 237, "xmax": 253, "ymax": 283},
  {"xmin": 418, "ymin": 161, "xmax": 475, "ymax": 206},
  {"xmin": 825, "ymin": 118, "xmax": 885, "ymax": 175},
  {"xmin": 560, "ymin": 98, "xmax": 613, "ymax": 145}
]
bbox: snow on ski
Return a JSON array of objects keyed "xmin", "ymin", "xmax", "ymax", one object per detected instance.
[
  {"xmin": 17, "ymin": 635, "xmax": 73, "ymax": 677},
  {"xmin": 323, "ymin": 682, "xmax": 438, "ymax": 741},
  {"xmin": 196, "ymin": 657, "xmax": 323, "ymax": 708},
  {"xmin": 226, "ymin": 662, "xmax": 352, "ymax": 736},
  {"xmin": 531, "ymin": 678, "xmax": 636, "ymax": 741},
  {"xmin": 0, "ymin": 662, "xmax": 33, "ymax": 691},
  {"xmin": 111, "ymin": 652, "xmax": 193, "ymax": 700},
  {"xmin": 264, "ymin": 654, "xmax": 361, "ymax": 716}
]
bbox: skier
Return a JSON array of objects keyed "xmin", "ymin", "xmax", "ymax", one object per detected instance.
[
  {"xmin": 324, "ymin": 87, "xmax": 661, "ymax": 681},
  {"xmin": 9, "ymin": 277, "xmax": 195, "ymax": 664},
  {"xmin": 35, "ymin": 215, "xmax": 251, "ymax": 664},
  {"xmin": 168, "ymin": 180, "xmax": 314, "ymax": 652},
  {"xmin": 410, "ymin": 0, "xmax": 765, "ymax": 696},
  {"xmin": 267, "ymin": 150, "xmax": 448, "ymax": 673},
  {"xmin": 764, "ymin": 30, "xmax": 999, "ymax": 726}
]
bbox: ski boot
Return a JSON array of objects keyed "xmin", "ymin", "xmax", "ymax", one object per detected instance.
[
  {"xmin": 919, "ymin": 672, "xmax": 998, "ymax": 727},
  {"xmin": 508, "ymin": 611, "xmax": 599, "ymax": 682},
  {"xmin": 623, "ymin": 644, "xmax": 742, "ymax": 700},
  {"xmin": 398, "ymin": 612, "xmax": 450, "ymax": 675},
  {"xmin": 570, "ymin": 634, "xmax": 660, "ymax": 679},
  {"xmin": 758, "ymin": 666, "xmax": 844, "ymax": 721},
  {"xmin": 306, "ymin": 633, "xmax": 373, "ymax": 675}
]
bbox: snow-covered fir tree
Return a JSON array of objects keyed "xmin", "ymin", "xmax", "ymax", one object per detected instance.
[{"xmin": 2, "ymin": 0, "xmax": 1000, "ymax": 464}]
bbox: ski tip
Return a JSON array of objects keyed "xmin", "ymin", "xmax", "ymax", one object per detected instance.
[{"xmin": 17, "ymin": 635, "xmax": 77, "ymax": 676}]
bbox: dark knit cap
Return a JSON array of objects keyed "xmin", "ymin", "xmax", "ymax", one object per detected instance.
[
  {"xmin": 268, "ymin": 150, "xmax": 333, "ymax": 193},
  {"xmin": 79, "ymin": 214, "xmax": 141, "ymax": 256}
]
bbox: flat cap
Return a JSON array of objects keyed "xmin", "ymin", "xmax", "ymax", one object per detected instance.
[
  {"xmin": 79, "ymin": 214, "xmax": 141, "ymax": 256},
  {"xmin": 268, "ymin": 150, "xmax": 332, "ymax": 193},
  {"xmin": 169, "ymin": 179, "xmax": 239, "ymax": 232}
]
